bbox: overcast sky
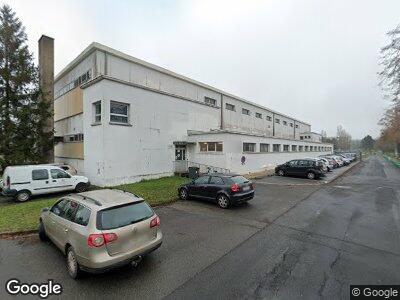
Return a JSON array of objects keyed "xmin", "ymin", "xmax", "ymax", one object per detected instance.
[{"xmin": 7, "ymin": 0, "xmax": 400, "ymax": 139}]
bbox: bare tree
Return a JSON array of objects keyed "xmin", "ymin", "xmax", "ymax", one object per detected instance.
[{"xmin": 336, "ymin": 125, "xmax": 352, "ymax": 151}]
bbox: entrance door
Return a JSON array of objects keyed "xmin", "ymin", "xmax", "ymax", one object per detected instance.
[{"xmin": 175, "ymin": 146, "xmax": 186, "ymax": 161}]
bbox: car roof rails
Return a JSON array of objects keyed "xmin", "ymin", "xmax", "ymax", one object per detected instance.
[
  {"xmin": 70, "ymin": 194, "xmax": 102, "ymax": 206},
  {"xmin": 110, "ymin": 188, "xmax": 141, "ymax": 199}
]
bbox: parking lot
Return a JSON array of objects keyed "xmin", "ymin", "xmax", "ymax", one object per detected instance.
[{"xmin": 1, "ymin": 156, "xmax": 400, "ymax": 299}]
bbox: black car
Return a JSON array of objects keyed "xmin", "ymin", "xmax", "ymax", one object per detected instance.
[
  {"xmin": 275, "ymin": 159, "xmax": 325, "ymax": 180},
  {"xmin": 178, "ymin": 173, "xmax": 254, "ymax": 209}
]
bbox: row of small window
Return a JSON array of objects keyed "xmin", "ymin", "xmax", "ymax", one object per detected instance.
[
  {"xmin": 63, "ymin": 134, "xmax": 84, "ymax": 143},
  {"xmin": 55, "ymin": 70, "xmax": 92, "ymax": 99},
  {"xmin": 243, "ymin": 143, "xmax": 332, "ymax": 153},
  {"xmin": 226, "ymin": 103, "xmax": 299, "ymax": 128},
  {"xmin": 300, "ymin": 136, "xmax": 311, "ymax": 140},
  {"xmin": 199, "ymin": 142, "xmax": 223, "ymax": 152},
  {"xmin": 93, "ymin": 100, "xmax": 130, "ymax": 124}
]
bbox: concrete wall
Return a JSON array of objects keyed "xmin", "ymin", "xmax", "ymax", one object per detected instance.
[
  {"xmin": 82, "ymin": 79, "xmax": 221, "ymax": 186},
  {"xmin": 187, "ymin": 132, "xmax": 333, "ymax": 174}
]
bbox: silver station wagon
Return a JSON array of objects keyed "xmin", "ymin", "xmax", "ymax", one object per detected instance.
[{"xmin": 39, "ymin": 189, "xmax": 162, "ymax": 279}]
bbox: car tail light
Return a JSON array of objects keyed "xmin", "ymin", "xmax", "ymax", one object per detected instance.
[
  {"xmin": 150, "ymin": 216, "xmax": 160, "ymax": 228},
  {"xmin": 231, "ymin": 183, "xmax": 240, "ymax": 192},
  {"xmin": 87, "ymin": 233, "xmax": 118, "ymax": 248}
]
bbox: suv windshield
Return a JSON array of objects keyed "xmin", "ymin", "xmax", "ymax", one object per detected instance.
[
  {"xmin": 230, "ymin": 176, "xmax": 249, "ymax": 184},
  {"xmin": 97, "ymin": 201, "xmax": 154, "ymax": 230}
]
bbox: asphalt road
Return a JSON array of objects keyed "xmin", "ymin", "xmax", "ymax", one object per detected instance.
[{"xmin": 1, "ymin": 156, "xmax": 399, "ymax": 299}]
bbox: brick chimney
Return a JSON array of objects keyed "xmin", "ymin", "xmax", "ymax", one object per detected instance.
[{"xmin": 38, "ymin": 35, "xmax": 54, "ymax": 163}]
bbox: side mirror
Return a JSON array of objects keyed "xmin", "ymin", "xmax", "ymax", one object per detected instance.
[{"xmin": 41, "ymin": 207, "xmax": 49, "ymax": 213}]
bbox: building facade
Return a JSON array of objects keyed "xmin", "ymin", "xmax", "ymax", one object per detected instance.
[{"xmin": 54, "ymin": 43, "xmax": 333, "ymax": 186}]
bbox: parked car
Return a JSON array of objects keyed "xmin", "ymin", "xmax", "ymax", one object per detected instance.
[
  {"xmin": 178, "ymin": 173, "xmax": 254, "ymax": 208},
  {"xmin": 320, "ymin": 156, "xmax": 338, "ymax": 169},
  {"xmin": 275, "ymin": 159, "xmax": 325, "ymax": 180},
  {"xmin": 327, "ymin": 155, "xmax": 344, "ymax": 167},
  {"xmin": 39, "ymin": 189, "xmax": 162, "ymax": 279},
  {"xmin": 2, "ymin": 165, "xmax": 90, "ymax": 202},
  {"xmin": 338, "ymin": 154, "xmax": 351, "ymax": 165},
  {"xmin": 305, "ymin": 157, "xmax": 328, "ymax": 173},
  {"xmin": 319, "ymin": 157, "xmax": 334, "ymax": 172}
]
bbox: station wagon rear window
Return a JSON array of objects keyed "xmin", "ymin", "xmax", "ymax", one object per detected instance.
[{"xmin": 97, "ymin": 201, "xmax": 154, "ymax": 230}]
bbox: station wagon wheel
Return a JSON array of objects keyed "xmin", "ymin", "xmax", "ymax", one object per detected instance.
[
  {"xmin": 217, "ymin": 195, "xmax": 230, "ymax": 209},
  {"xmin": 307, "ymin": 172, "xmax": 315, "ymax": 180},
  {"xmin": 277, "ymin": 170, "xmax": 285, "ymax": 176},
  {"xmin": 38, "ymin": 220, "xmax": 47, "ymax": 241},
  {"xmin": 66, "ymin": 247, "xmax": 81, "ymax": 279},
  {"xmin": 15, "ymin": 190, "xmax": 30, "ymax": 202},
  {"xmin": 179, "ymin": 188, "xmax": 188, "ymax": 200}
]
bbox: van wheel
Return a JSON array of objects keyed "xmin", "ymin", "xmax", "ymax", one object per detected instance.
[
  {"xmin": 66, "ymin": 247, "xmax": 82, "ymax": 279},
  {"xmin": 15, "ymin": 190, "xmax": 30, "ymax": 202},
  {"xmin": 307, "ymin": 172, "xmax": 316, "ymax": 180},
  {"xmin": 217, "ymin": 194, "xmax": 230, "ymax": 209},
  {"xmin": 75, "ymin": 183, "xmax": 87, "ymax": 193},
  {"xmin": 38, "ymin": 220, "xmax": 47, "ymax": 241}
]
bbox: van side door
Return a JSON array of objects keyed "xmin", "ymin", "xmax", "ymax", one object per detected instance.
[
  {"xmin": 49, "ymin": 168, "xmax": 74, "ymax": 192},
  {"xmin": 31, "ymin": 169, "xmax": 51, "ymax": 195}
]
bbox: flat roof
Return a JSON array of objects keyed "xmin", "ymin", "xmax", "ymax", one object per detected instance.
[{"xmin": 55, "ymin": 42, "xmax": 310, "ymax": 126}]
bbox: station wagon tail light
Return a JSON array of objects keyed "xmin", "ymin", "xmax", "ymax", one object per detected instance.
[
  {"xmin": 87, "ymin": 233, "xmax": 118, "ymax": 248},
  {"xmin": 150, "ymin": 216, "xmax": 160, "ymax": 228},
  {"xmin": 231, "ymin": 183, "xmax": 240, "ymax": 192}
]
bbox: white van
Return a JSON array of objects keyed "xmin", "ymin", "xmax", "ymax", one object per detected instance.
[{"xmin": 1, "ymin": 165, "xmax": 90, "ymax": 202}]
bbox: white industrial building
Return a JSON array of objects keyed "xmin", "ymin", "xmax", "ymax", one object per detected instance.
[{"xmin": 53, "ymin": 42, "xmax": 333, "ymax": 186}]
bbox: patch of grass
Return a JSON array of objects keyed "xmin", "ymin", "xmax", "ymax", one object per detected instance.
[
  {"xmin": 0, "ymin": 198, "xmax": 58, "ymax": 234},
  {"xmin": 115, "ymin": 176, "xmax": 189, "ymax": 206},
  {"xmin": 0, "ymin": 176, "xmax": 189, "ymax": 234}
]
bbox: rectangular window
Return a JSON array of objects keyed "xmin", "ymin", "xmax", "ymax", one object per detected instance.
[
  {"xmin": 273, "ymin": 144, "xmax": 280, "ymax": 152},
  {"xmin": 292, "ymin": 145, "xmax": 297, "ymax": 151},
  {"xmin": 243, "ymin": 143, "xmax": 256, "ymax": 152},
  {"xmin": 283, "ymin": 121, "xmax": 287, "ymax": 126},
  {"xmin": 305, "ymin": 146, "xmax": 309, "ymax": 151},
  {"xmin": 205, "ymin": 97, "xmax": 217, "ymax": 106},
  {"xmin": 32, "ymin": 169, "xmax": 49, "ymax": 180},
  {"xmin": 275, "ymin": 118, "xmax": 280, "ymax": 124},
  {"xmin": 295, "ymin": 124, "xmax": 299, "ymax": 128},
  {"xmin": 93, "ymin": 101, "xmax": 101, "ymax": 123},
  {"xmin": 300, "ymin": 136, "xmax": 304, "ymax": 140},
  {"xmin": 110, "ymin": 101, "xmax": 129, "ymax": 124},
  {"xmin": 242, "ymin": 108, "xmax": 250, "ymax": 115},
  {"xmin": 266, "ymin": 115, "xmax": 272, "ymax": 121},
  {"xmin": 290, "ymin": 123, "xmax": 293, "ymax": 127},
  {"xmin": 283, "ymin": 145, "xmax": 289, "ymax": 152},
  {"xmin": 260, "ymin": 143, "xmax": 269, "ymax": 152},
  {"xmin": 199, "ymin": 142, "xmax": 223, "ymax": 152},
  {"xmin": 255, "ymin": 112, "xmax": 262, "ymax": 119},
  {"xmin": 225, "ymin": 103, "xmax": 235, "ymax": 111},
  {"xmin": 298, "ymin": 146, "xmax": 303, "ymax": 151}
]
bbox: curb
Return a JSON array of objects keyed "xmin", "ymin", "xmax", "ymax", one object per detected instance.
[
  {"xmin": 0, "ymin": 230, "xmax": 37, "ymax": 239},
  {"xmin": 326, "ymin": 160, "xmax": 362, "ymax": 184}
]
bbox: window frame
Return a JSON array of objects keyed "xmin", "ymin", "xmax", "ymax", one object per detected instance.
[
  {"xmin": 199, "ymin": 142, "xmax": 223, "ymax": 153},
  {"xmin": 260, "ymin": 143, "xmax": 270, "ymax": 153},
  {"xmin": 93, "ymin": 101, "xmax": 102, "ymax": 124},
  {"xmin": 242, "ymin": 108, "xmax": 250, "ymax": 116},
  {"xmin": 266, "ymin": 115, "xmax": 272, "ymax": 121},
  {"xmin": 243, "ymin": 143, "xmax": 256, "ymax": 153},
  {"xmin": 255, "ymin": 112, "xmax": 262, "ymax": 119},
  {"xmin": 32, "ymin": 169, "xmax": 49, "ymax": 181},
  {"xmin": 273, "ymin": 144, "xmax": 281, "ymax": 152},
  {"xmin": 225, "ymin": 103, "xmax": 236, "ymax": 111},
  {"xmin": 110, "ymin": 101, "xmax": 130, "ymax": 125},
  {"xmin": 204, "ymin": 97, "xmax": 217, "ymax": 107}
]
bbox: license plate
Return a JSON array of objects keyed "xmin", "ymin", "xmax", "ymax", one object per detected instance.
[{"xmin": 243, "ymin": 186, "xmax": 250, "ymax": 191}]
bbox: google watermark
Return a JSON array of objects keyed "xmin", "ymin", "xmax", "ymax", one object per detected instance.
[
  {"xmin": 5, "ymin": 279, "xmax": 62, "ymax": 298},
  {"xmin": 351, "ymin": 285, "xmax": 400, "ymax": 299}
]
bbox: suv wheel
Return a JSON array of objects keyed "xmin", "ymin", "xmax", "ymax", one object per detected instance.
[
  {"xmin": 307, "ymin": 172, "xmax": 316, "ymax": 180},
  {"xmin": 66, "ymin": 247, "xmax": 81, "ymax": 279},
  {"xmin": 217, "ymin": 195, "xmax": 230, "ymax": 209},
  {"xmin": 277, "ymin": 169, "xmax": 285, "ymax": 176},
  {"xmin": 179, "ymin": 188, "xmax": 188, "ymax": 200},
  {"xmin": 15, "ymin": 190, "xmax": 30, "ymax": 202},
  {"xmin": 75, "ymin": 183, "xmax": 87, "ymax": 193},
  {"xmin": 38, "ymin": 221, "xmax": 47, "ymax": 241}
]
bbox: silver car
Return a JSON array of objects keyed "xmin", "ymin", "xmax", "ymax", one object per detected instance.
[{"xmin": 39, "ymin": 189, "xmax": 162, "ymax": 279}]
